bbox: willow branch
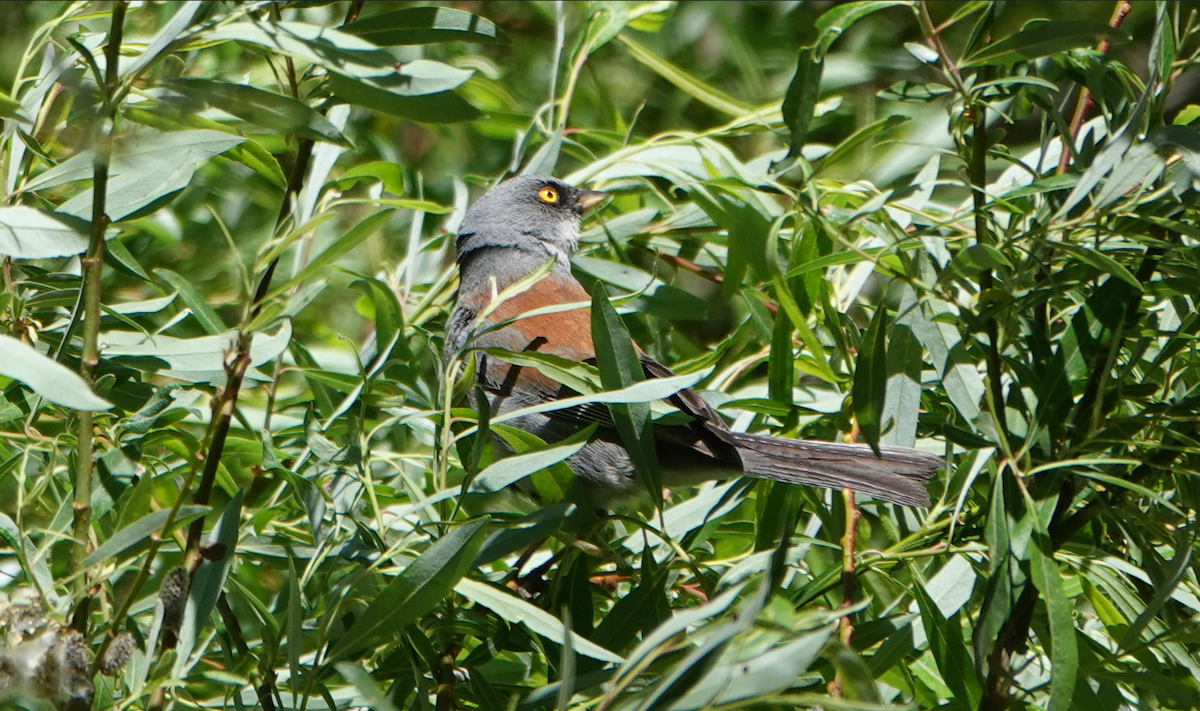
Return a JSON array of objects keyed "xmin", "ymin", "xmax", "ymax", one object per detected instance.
[{"xmin": 71, "ymin": 0, "xmax": 126, "ymax": 625}]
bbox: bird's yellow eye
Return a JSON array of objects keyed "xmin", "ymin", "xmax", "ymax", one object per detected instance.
[{"xmin": 538, "ymin": 186, "xmax": 558, "ymax": 203}]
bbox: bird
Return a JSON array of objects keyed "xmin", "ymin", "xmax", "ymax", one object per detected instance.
[{"xmin": 444, "ymin": 174, "xmax": 942, "ymax": 508}]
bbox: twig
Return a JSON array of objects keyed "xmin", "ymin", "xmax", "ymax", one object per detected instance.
[
  {"xmin": 655, "ymin": 250, "xmax": 724, "ymax": 284},
  {"xmin": 71, "ymin": 0, "xmax": 126, "ymax": 630},
  {"xmin": 969, "ymin": 70, "xmax": 1008, "ymax": 445},
  {"xmin": 1058, "ymin": 1, "xmax": 1135, "ymax": 174}
]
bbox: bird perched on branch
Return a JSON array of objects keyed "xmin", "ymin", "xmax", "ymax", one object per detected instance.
[{"xmin": 444, "ymin": 175, "xmax": 941, "ymax": 507}]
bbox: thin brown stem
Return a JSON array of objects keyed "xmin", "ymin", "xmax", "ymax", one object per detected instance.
[
  {"xmin": 918, "ymin": 2, "xmax": 968, "ymax": 97},
  {"xmin": 655, "ymin": 250, "xmax": 724, "ymax": 283},
  {"xmin": 1057, "ymin": 1, "xmax": 1134, "ymax": 174},
  {"xmin": 838, "ymin": 487, "xmax": 859, "ymax": 646}
]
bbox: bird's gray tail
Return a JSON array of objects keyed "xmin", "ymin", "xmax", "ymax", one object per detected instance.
[{"xmin": 728, "ymin": 432, "xmax": 941, "ymax": 506}]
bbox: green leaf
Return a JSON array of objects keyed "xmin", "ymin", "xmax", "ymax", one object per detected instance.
[
  {"xmin": 333, "ymin": 161, "xmax": 406, "ymax": 194},
  {"xmin": 813, "ymin": 1, "xmax": 911, "ymax": 59},
  {"xmin": 590, "ymin": 282, "xmax": 660, "ymax": 501},
  {"xmin": 616, "ymin": 34, "xmax": 753, "ymax": 117},
  {"xmin": 779, "ymin": 47, "xmax": 824, "ymax": 164},
  {"xmin": 767, "ymin": 308, "xmax": 793, "ymax": 404},
  {"xmin": 1173, "ymin": 104, "xmax": 1200, "ymax": 125},
  {"xmin": 522, "ymin": 131, "xmax": 563, "ymax": 176},
  {"xmin": 913, "ymin": 578, "xmax": 983, "ymax": 708},
  {"xmin": 122, "ymin": 107, "xmax": 287, "ymax": 189},
  {"xmin": 166, "ymin": 79, "xmax": 347, "ymax": 144},
  {"xmin": 1028, "ymin": 535, "xmax": 1078, "ymax": 711},
  {"xmin": 480, "ymin": 348, "xmax": 601, "ymax": 396},
  {"xmin": 155, "ymin": 268, "xmax": 228, "ymax": 335},
  {"xmin": 671, "ymin": 625, "xmax": 834, "ymax": 709},
  {"xmin": 328, "ymin": 74, "xmax": 481, "ymax": 123},
  {"xmin": 851, "ymin": 305, "xmax": 889, "ymax": 454},
  {"xmin": 582, "ymin": 2, "xmax": 630, "ymax": 54},
  {"xmin": 352, "ymin": 277, "xmax": 411, "ymax": 364},
  {"xmin": 202, "ymin": 21, "xmax": 397, "ymax": 79},
  {"xmin": 175, "ymin": 491, "xmax": 242, "ymax": 677},
  {"xmin": 119, "ymin": 1, "xmax": 202, "ymax": 79},
  {"xmin": 28, "ymin": 129, "xmax": 245, "ymax": 221},
  {"xmin": 327, "ymin": 517, "xmax": 489, "ymax": 661},
  {"xmin": 622, "ymin": 480, "xmax": 747, "ymax": 555},
  {"xmin": 100, "ymin": 320, "xmax": 292, "ymax": 381},
  {"xmin": 0, "ymin": 206, "xmax": 89, "ymax": 258},
  {"xmin": 486, "ymin": 370, "xmax": 706, "ymax": 429},
  {"xmin": 82, "ymin": 505, "xmax": 210, "ymax": 567},
  {"xmin": 572, "ymin": 255, "xmax": 714, "ymax": 322},
  {"xmin": 812, "ymin": 114, "xmax": 910, "ymax": 176},
  {"xmin": 474, "ymin": 503, "xmax": 572, "ymax": 566},
  {"xmin": 0, "ymin": 335, "xmax": 111, "ymax": 410},
  {"xmin": 881, "ymin": 321, "xmax": 923, "ymax": 447},
  {"xmin": 341, "ymin": 7, "xmax": 509, "ymax": 46},
  {"xmin": 0, "ymin": 89, "xmax": 27, "ymax": 122},
  {"xmin": 468, "ymin": 424, "xmax": 595, "ymax": 494},
  {"xmin": 453, "ymin": 578, "xmax": 624, "ymax": 664},
  {"xmin": 270, "ymin": 210, "xmax": 395, "ymax": 297},
  {"xmin": 335, "ymin": 662, "xmax": 401, "ymax": 711},
  {"xmin": 1056, "ymin": 244, "xmax": 1143, "ymax": 291},
  {"xmin": 964, "ymin": 19, "xmax": 1132, "ymax": 66}
]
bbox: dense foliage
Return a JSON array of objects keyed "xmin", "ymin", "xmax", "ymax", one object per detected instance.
[{"xmin": 1, "ymin": 1, "xmax": 1198, "ymax": 710}]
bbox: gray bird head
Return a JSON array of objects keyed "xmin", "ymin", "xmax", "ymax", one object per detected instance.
[{"xmin": 455, "ymin": 175, "xmax": 608, "ymax": 265}]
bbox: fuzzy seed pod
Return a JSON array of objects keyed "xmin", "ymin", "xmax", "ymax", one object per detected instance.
[
  {"xmin": 160, "ymin": 567, "xmax": 190, "ymax": 634},
  {"xmin": 100, "ymin": 632, "xmax": 136, "ymax": 676}
]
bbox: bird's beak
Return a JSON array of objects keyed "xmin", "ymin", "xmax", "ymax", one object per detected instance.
[{"xmin": 575, "ymin": 189, "xmax": 610, "ymax": 211}]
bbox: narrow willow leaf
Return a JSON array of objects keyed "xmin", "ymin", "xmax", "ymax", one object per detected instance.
[
  {"xmin": 167, "ymin": 79, "xmax": 347, "ymax": 144},
  {"xmin": 334, "ymin": 663, "xmax": 400, "ymax": 711},
  {"xmin": 812, "ymin": 1, "xmax": 910, "ymax": 59},
  {"xmin": 29, "ymin": 130, "xmax": 245, "ymax": 221},
  {"xmin": 100, "ymin": 321, "xmax": 292, "ymax": 379},
  {"xmin": 0, "ymin": 90, "xmax": 26, "ymax": 122},
  {"xmin": 636, "ymin": 621, "xmax": 741, "ymax": 710},
  {"xmin": 671, "ymin": 625, "xmax": 834, "ymax": 710},
  {"xmin": 913, "ymin": 581, "xmax": 983, "ymax": 708},
  {"xmin": 615, "ymin": 34, "xmax": 752, "ymax": 117},
  {"xmin": 83, "ymin": 506, "xmax": 210, "ymax": 567},
  {"xmin": 0, "ymin": 206, "xmax": 88, "ymax": 258},
  {"xmin": 1029, "ymin": 535, "xmax": 1078, "ymax": 711},
  {"xmin": 351, "ymin": 277, "xmax": 412, "ymax": 363},
  {"xmin": 881, "ymin": 322, "xmax": 922, "ymax": 447},
  {"xmin": 326, "ymin": 517, "xmax": 489, "ymax": 661},
  {"xmin": 468, "ymin": 425, "xmax": 595, "ymax": 494},
  {"xmin": 120, "ymin": 1, "xmax": 201, "ymax": 79},
  {"xmin": 202, "ymin": 21, "xmax": 397, "ymax": 79},
  {"xmin": 474, "ymin": 503, "xmax": 572, "ymax": 566},
  {"xmin": 122, "ymin": 107, "xmax": 287, "ymax": 188},
  {"xmin": 616, "ymin": 584, "xmax": 744, "ymax": 679},
  {"xmin": 175, "ymin": 492, "xmax": 242, "ymax": 677},
  {"xmin": 155, "ymin": 268, "xmax": 228, "ymax": 335},
  {"xmin": 0, "ymin": 335, "xmax": 111, "ymax": 411},
  {"xmin": 328, "ymin": 74, "xmax": 481, "ymax": 123},
  {"xmin": 779, "ymin": 47, "xmax": 824, "ymax": 164},
  {"xmin": 812, "ymin": 114, "xmax": 911, "ymax": 176},
  {"xmin": 590, "ymin": 282, "xmax": 660, "ymax": 501},
  {"xmin": 852, "ymin": 305, "xmax": 889, "ymax": 453},
  {"xmin": 341, "ymin": 7, "xmax": 509, "ymax": 46},
  {"xmin": 767, "ymin": 308, "xmax": 793, "ymax": 404},
  {"xmin": 271, "ymin": 210, "xmax": 395, "ymax": 297},
  {"xmin": 964, "ymin": 19, "xmax": 1131, "ymax": 66},
  {"xmin": 582, "ymin": 2, "xmax": 630, "ymax": 54},
  {"xmin": 522, "ymin": 131, "xmax": 563, "ymax": 176},
  {"xmin": 453, "ymin": 579, "xmax": 624, "ymax": 664}
]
